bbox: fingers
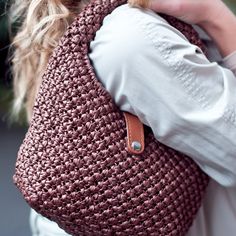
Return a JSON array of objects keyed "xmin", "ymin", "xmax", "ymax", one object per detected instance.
[
  {"xmin": 128, "ymin": 0, "xmax": 149, "ymax": 8},
  {"xmin": 148, "ymin": 0, "xmax": 180, "ymax": 14},
  {"xmin": 128, "ymin": 0, "xmax": 182, "ymax": 14}
]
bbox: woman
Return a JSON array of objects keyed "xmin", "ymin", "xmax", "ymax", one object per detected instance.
[{"xmin": 11, "ymin": 0, "xmax": 236, "ymax": 235}]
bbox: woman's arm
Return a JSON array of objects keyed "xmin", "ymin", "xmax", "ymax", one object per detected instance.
[
  {"xmin": 146, "ymin": 0, "xmax": 236, "ymax": 57},
  {"xmin": 89, "ymin": 5, "xmax": 236, "ymax": 186}
]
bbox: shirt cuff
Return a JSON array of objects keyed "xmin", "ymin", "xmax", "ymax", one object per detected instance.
[{"xmin": 222, "ymin": 51, "xmax": 236, "ymax": 75}]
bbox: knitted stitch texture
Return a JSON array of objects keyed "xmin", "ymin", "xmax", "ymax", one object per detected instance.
[{"xmin": 14, "ymin": 0, "xmax": 209, "ymax": 235}]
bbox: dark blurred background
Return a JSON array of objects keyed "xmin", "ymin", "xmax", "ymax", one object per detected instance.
[
  {"xmin": 0, "ymin": 1, "xmax": 30, "ymax": 235},
  {"xmin": 0, "ymin": 1, "xmax": 236, "ymax": 236}
]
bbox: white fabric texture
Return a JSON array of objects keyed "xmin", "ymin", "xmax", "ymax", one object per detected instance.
[
  {"xmin": 30, "ymin": 209, "xmax": 67, "ymax": 236},
  {"xmin": 89, "ymin": 5, "xmax": 236, "ymax": 187},
  {"xmin": 30, "ymin": 4, "xmax": 236, "ymax": 236}
]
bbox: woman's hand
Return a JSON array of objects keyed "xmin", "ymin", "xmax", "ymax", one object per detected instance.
[
  {"xmin": 148, "ymin": 0, "xmax": 236, "ymax": 57},
  {"xmin": 149, "ymin": 0, "xmax": 223, "ymax": 25}
]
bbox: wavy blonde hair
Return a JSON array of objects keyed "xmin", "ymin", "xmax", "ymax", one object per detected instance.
[
  {"xmin": 10, "ymin": 0, "xmax": 145, "ymax": 122},
  {"xmin": 10, "ymin": 0, "xmax": 89, "ymax": 121}
]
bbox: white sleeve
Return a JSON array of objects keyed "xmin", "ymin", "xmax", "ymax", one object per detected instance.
[
  {"xmin": 222, "ymin": 51, "xmax": 236, "ymax": 75},
  {"xmin": 89, "ymin": 4, "xmax": 236, "ymax": 186}
]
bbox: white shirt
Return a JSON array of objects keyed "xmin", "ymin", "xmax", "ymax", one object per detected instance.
[
  {"xmin": 31, "ymin": 4, "xmax": 236, "ymax": 236},
  {"xmin": 89, "ymin": 4, "xmax": 236, "ymax": 236}
]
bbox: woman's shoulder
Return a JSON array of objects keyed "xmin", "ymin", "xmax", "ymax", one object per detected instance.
[
  {"xmin": 107, "ymin": 3, "xmax": 167, "ymax": 24},
  {"xmin": 89, "ymin": 4, "xmax": 202, "ymax": 95},
  {"xmin": 90, "ymin": 4, "xmax": 190, "ymax": 62},
  {"xmin": 103, "ymin": 4, "xmax": 189, "ymax": 42}
]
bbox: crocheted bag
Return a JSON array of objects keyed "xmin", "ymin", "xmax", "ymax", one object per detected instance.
[{"xmin": 14, "ymin": 0, "xmax": 209, "ymax": 235}]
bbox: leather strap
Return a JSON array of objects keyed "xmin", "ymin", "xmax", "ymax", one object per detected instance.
[{"xmin": 123, "ymin": 112, "xmax": 145, "ymax": 155}]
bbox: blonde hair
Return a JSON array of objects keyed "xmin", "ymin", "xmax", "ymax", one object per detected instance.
[
  {"xmin": 11, "ymin": 0, "xmax": 144, "ymax": 122},
  {"xmin": 10, "ymin": 0, "xmax": 88, "ymax": 122}
]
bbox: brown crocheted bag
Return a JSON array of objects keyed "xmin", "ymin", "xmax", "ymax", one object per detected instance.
[{"xmin": 14, "ymin": 0, "xmax": 209, "ymax": 235}]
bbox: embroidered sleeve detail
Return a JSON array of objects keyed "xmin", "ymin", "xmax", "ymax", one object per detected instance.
[
  {"xmin": 223, "ymin": 106, "xmax": 236, "ymax": 127},
  {"xmin": 137, "ymin": 19, "xmax": 211, "ymax": 110}
]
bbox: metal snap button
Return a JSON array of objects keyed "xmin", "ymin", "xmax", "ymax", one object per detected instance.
[{"xmin": 131, "ymin": 141, "xmax": 142, "ymax": 151}]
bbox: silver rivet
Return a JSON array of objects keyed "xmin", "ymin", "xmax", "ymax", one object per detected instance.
[{"xmin": 131, "ymin": 141, "xmax": 142, "ymax": 151}]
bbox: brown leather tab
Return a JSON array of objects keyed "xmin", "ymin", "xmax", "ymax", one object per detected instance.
[{"xmin": 123, "ymin": 112, "xmax": 145, "ymax": 155}]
